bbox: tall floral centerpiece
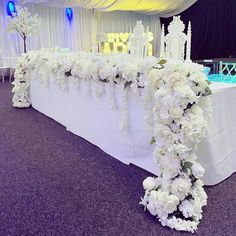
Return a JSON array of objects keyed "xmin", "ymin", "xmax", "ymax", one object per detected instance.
[{"xmin": 7, "ymin": 6, "xmax": 42, "ymax": 53}]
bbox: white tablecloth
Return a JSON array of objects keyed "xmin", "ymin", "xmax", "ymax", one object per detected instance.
[
  {"xmin": 197, "ymin": 82, "xmax": 236, "ymax": 185},
  {"xmin": 30, "ymin": 75, "xmax": 236, "ymax": 185}
]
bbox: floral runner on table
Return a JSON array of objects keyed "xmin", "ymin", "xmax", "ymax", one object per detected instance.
[{"xmin": 12, "ymin": 49, "xmax": 212, "ymax": 233}]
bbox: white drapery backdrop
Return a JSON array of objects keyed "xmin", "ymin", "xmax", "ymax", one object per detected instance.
[
  {"xmin": 0, "ymin": 0, "xmax": 20, "ymax": 58},
  {"xmin": 0, "ymin": 0, "xmax": 95, "ymax": 57},
  {"xmin": 18, "ymin": 0, "xmax": 197, "ymax": 16},
  {"xmin": 0, "ymin": 0, "xmax": 197, "ymax": 63}
]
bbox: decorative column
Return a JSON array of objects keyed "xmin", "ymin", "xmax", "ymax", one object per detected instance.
[
  {"xmin": 186, "ymin": 22, "xmax": 192, "ymax": 62},
  {"xmin": 160, "ymin": 24, "xmax": 165, "ymax": 59}
]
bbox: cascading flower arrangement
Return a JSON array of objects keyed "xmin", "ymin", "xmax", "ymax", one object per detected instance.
[
  {"xmin": 140, "ymin": 61, "xmax": 212, "ymax": 233},
  {"xmin": 7, "ymin": 5, "xmax": 42, "ymax": 53},
  {"xmin": 12, "ymin": 49, "xmax": 212, "ymax": 232}
]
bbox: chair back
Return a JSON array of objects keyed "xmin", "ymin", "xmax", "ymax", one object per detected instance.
[{"xmin": 160, "ymin": 16, "xmax": 192, "ymax": 61}]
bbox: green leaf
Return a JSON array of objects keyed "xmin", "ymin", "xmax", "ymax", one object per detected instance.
[
  {"xmin": 182, "ymin": 161, "xmax": 193, "ymax": 173},
  {"xmin": 207, "ymin": 80, "xmax": 212, "ymax": 85},
  {"xmin": 183, "ymin": 161, "xmax": 193, "ymax": 169},
  {"xmin": 203, "ymin": 86, "xmax": 212, "ymax": 96},
  {"xmin": 155, "ymin": 185, "xmax": 161, "ymax": 191},
  {"xmin": 159, "ymin": 59, "xmax": 167, "ymax": 65},
  {"xmin": 150, "ymin": 137, "xmax": 156, "ymax": 145},
  {"xmin": 124, "ymin": 81, "xmax": 132, "ymax": 89},
  {"xmin": 184, "ymin": 161, "xmax": 193, "ymax": 169}
]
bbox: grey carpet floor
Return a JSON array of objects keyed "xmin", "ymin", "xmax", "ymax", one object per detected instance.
[{"xmin": 0, "ymin": 82, "xmax": 235, "ymax": 236}]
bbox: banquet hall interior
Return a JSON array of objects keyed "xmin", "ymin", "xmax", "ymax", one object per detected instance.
[{"xmin": 0, "ymin": 0, "xmax": 235, "ymax": 235}]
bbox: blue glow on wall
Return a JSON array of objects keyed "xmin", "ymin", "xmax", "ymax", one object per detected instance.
[
  {"xmin": 7, "ymin": 1, "xmax": 16, "ymax": 17},
  {"xmin": 66, "ymin": 8, "xmax": 73, "ymax": 22}
]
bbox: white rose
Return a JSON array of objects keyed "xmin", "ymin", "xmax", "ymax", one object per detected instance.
[
  {"xmin": 174, "ymin": 85, "xmax": 196, "ymax": 99},
  {"xmin": 198, "ymin": 80, "xmax": 208, "ymax": 90},
  {"xmin": 155, "ymin": 124, "xmax": 178, "ymax": 145},
  {"xmin": 193, "ymin": 179, "xmax": 204, "ymax": 190},
  {"xmin": 148, "ymin": 69, "xmax": 161, "ymax": 81},
  {"xmin": 168, "ymin": 144, "xmax": 190, "ymax": 160},
  {"xmin": 155, "ymin": 87, "xmax": 169, "ymax": 98},
  {"xmin": 147, "ymin": 190, "xmax": 179, "ymax": 218},
  {"xmin": 143, "ymin": 177, "xmax": 156, "ymax": 191},
  {"xmin": 170, "ymin": 176, "xmax": 192, "ymax": 201},
  {"xmin": 191, "ymin": 105, "xmax": 203, "ymax": 115},
  {"xmin": 179, "ymin": 200, "xmax": 195, "ymax": 218},
  {"xmin": 166, "ymin": 194, "xmax": 180, "ymax": 213},
  {"xmin": 147, "ymin": 202, "xmax": 159, "ymax": 216},
  {"xmin": 169, "ymin": 106, "xmax": 183, "ymax": 119},
  {"xmin": 159, "ymin": 106, "xmax": 170, "ymax": 120},
  {"xmin": 191, "ymin": 162, "xmax": 205, "ymax": 178},
  {"xmin": 149, "ymin": 190, "xmax": 160, "ymax": 200},
  {"xmin": 153, "ymin": 146, "xmax": 166, "ymax": 160},
  {"xmin": 168, "ymin": 71, "xmax": 185, "ymax": 85}
]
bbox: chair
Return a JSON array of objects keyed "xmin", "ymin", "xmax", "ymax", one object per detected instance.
[
  {"xmin": 128, "ymin": 21, "xmax": 149, "ymax": 58},
  {"xmin": 0, "ymin": 56, "xmax": 6, "ymax": 83},
  {"xmin": 160, "ymin": 16, "xmax": 192, "ymax": 61},
  {"xmin": 0, "ymin": 68, "xmax": 5, "ymax": 83},
  {"xmin": 220, "ymin": 62, "xmax": 236, "ymax": 77},
  {"xmin": 0, "ymin": 54, "xmax": 16, "ymax": 82}
]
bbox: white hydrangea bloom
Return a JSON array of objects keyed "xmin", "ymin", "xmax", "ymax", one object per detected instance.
[{"xmin": 170, "ymin": 176, "xmax": 192, "ymax": 201}]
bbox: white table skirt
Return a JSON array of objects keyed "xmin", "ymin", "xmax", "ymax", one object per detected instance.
[{"xmin": 30, "ymin": 75, "xmax": 236, "ymax": 185}]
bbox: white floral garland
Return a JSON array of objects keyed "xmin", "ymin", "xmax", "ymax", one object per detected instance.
[
  {"xmin": 12, "ymin": 49, "xmax": 155, "ymax": 131},
  {"xmin": 140, "ymin": 61, "xmax": 212, "ymax": 233},
  {"xmin": 12, "ymin": 49, "xmax": 212, "ymax": 232}
]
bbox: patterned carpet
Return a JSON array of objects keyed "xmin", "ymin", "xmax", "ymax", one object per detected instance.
[{"xmin": 0, "ymin": 82, "xmax": 235, "ymax": 236}]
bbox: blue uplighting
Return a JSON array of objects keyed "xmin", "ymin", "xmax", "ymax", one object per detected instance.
[
  {"xmin": 7, "ymin": 1, "xmax": 16, "ymax": 17},
  {"xmin": 208, "ymin": 74, "xmax": 236, "ymax": 84},
  {"xmin": 66, "ymin": 8, "xmax": 73, "ymax": 22}
]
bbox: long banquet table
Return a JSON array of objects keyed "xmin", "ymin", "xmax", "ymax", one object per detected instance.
[{"xmin": 30, "ymin": 75, "xmax": 236, "ymax": 186}]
